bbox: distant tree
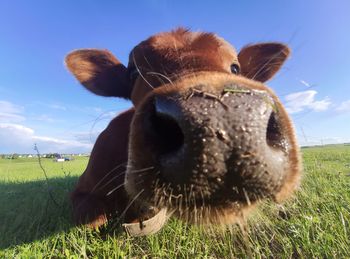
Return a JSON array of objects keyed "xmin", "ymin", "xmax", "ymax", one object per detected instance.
[
  {"xmin": 46, "ymin": 153, "xmax": 53, "ymax": 158},
  {"xmin": 45, "ymin": 153, "xmax": 60, "ymax": 158},
  {"xmin": 1, "ymin": 154, "xmax": 5, "ymax": 159},
  {"xmin": 53, "ymin": 153, "xmax": 61, "ymax": 158},
  {"xmin": 11, "ymin": 153, "xmax": 19, "ymax": 159}
]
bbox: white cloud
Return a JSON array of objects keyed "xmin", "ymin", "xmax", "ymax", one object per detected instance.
[
  {"xmin": 284, "ymin": 90, "xmax": 331, "ymax": 114},
  {"xmin": 74, "ymin": 131, "xmax": 100, "ymax": 144},
  {"xmin": 0, "ymin": 100, "xmax": 25, "ymax": 123},
  {"xmin": 0, "ymin": 100, "xmax": 105, "ymax": 153},
  {"xmin": 0, "ymin": 100, "xmax": 23, "ymax": 113},
  {"xmin": 32, "ymin": 114, "xmax": 57, "ymax": 123},
  {"xmin": 0, "ymin": 123, "xmax": 92, "ymax": 154},
  {"xmin": 91, "ymin": 107, "xmax": 103, "ymax": 113},
  {"xmin": 0, "ymin": 123, "xmax": 34, "ymax": 136},
  {"xmin": 336, "ymin": 100, "xmax": 350, "ymax": 113},
  {"xmin": 49, "ymin": 104, "xmax": 67, "ymax": 110}
]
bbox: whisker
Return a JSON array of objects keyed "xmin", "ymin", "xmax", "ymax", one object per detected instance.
[
  {"xmin": 243, "ymin": 188, "xmax": 251, "ymax": 206},
  {"xmin": 132, "ymin": 52, "xmax": 155, "ymax": 89},
  {"xmin": 142, "ymin": 56, "xmax": 171, "ymax": 87},
  {"xmin": 129, "ymin": 166, "xmax": 155, "ymax": 174},
  {"xmin": 90, "ymin": 162, "xmax": 127, "ymax": 193},
  {"xmin": 97, "ymin": 170, "xmax": 127, "ymax": 190},
  {"xmin": 88, "ymin": 109, "xmax": 118, "ymax": 142},
  {"xmin": 100, "ymin": 166, "xmax": 155, "ymax": 191},
  {"xmin": 106, "ymin": 182, "xmax": 126, "ymax": 196},
  {"xmin": 146, "ymin": 71, "xmax": 174, "ymax": 85},
  {"xmin": 250, "ymin": 46, "xmax": 290, "ymax": 81},
  {"xmin": 118, "ymin": 189, "xmax": 145, "ymax": 221}
]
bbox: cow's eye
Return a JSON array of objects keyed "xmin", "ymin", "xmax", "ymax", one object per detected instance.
[
  {"xmin": 129, "ymin": 67, "xmax": 140, "ymax": 84},
  {"xmin": 230, "ymin": 64, "xmax": 240, "ymax": 75}
]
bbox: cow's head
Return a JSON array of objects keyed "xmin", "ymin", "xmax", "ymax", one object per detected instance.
[{"xmin": 66, "ymin": 28, "xmax": 301, "ymax": 225}]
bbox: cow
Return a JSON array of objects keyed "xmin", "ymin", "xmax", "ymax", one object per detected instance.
[{"xmin": 65, "ymin": 28, "xmax": 301, "ymax": 235}]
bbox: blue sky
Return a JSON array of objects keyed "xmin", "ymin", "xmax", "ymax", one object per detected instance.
[{"xmin": 1, "ymin": 0, "xmax": 350, "ymax": 153}]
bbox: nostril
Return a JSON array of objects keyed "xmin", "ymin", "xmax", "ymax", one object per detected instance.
[
  {"xmin": 266, "ymin": 112, "xmax": 286, "ymax": 150},
  {"xmin": 148, "ymin": 99, "xmax": 185, "ymax": 156}
]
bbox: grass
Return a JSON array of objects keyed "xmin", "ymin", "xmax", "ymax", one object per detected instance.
[{"xmin": 0, "ymin": 145, "xmax": 350, "ymax": 258}]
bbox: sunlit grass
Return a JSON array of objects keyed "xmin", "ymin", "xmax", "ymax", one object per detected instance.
[{"xmin": 1, "ymin": 145, "xmax": 349, "ymax": 257}]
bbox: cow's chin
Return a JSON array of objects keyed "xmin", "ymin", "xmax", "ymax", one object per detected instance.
[
  {"xmin": 147, "ymin": 189, "xmax": 256, "ymax": 226},
  {"xmin": 124, "ymin": 164, "xmax": 263, "ymax": 226},
  {"xmin": 125, "ymin": 182, "xmax": 254, "ymax": 225},
  {"xmin": 171, "ymin": 202, "xmax": 257, "ymax": 226}
]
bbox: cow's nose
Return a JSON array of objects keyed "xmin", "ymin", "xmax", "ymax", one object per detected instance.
[
  {"xmin": 144, "ymin": 96, "xmax": 185, "ymax": 157},
  {"xmin": 142, "ymin": 85, "xmax": 289, "ymax": 192},
  {"xmin": 144, "ymin": 95, "xmax": 205, "ymax": 184}
]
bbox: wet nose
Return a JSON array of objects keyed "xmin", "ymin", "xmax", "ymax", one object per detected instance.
[{"xmin": 142, "ymin": 84, "xmax": 287, "ymax": 190}]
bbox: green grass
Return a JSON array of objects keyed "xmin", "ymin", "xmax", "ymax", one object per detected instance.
[{"xmin": 1, "ymin": 145, "xmax": 350, "ymax": 258}]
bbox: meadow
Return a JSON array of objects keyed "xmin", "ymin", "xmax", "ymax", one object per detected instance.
[{"xmin": 0, "ymin": 145, "xmax": 349, "ymax": 258}]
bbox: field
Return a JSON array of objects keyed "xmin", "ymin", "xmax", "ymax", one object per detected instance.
[{"xmin": 1, "ymin": 145, "xmax": 350, "ymax": 258}]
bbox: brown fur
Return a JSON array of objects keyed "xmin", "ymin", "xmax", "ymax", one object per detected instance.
[
  {"xmin": 66, "ymin": 28, "xmax": 301, "ymax": 228},
  {"xmin": 69, "ymin": 109, "xmax": 137, "ymax": 227}
]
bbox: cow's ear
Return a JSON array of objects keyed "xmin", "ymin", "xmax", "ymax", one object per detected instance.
[
  {"xmin": 238, "ymin": 43, "xmax": 290, "ymax": 83},
  {"xmin": 65, "ymin": 49, "xmax": 131, "ymax": 98}
]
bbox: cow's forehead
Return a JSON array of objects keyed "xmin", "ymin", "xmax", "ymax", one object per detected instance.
[{"xmin": 129, "ymin": 28, "xmax": 238, "ymax": 65}]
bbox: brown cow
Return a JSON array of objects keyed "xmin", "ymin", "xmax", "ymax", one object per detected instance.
[{"xmin": 66, "ymin": 28, "xmax": 301, "ymax": 234}]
